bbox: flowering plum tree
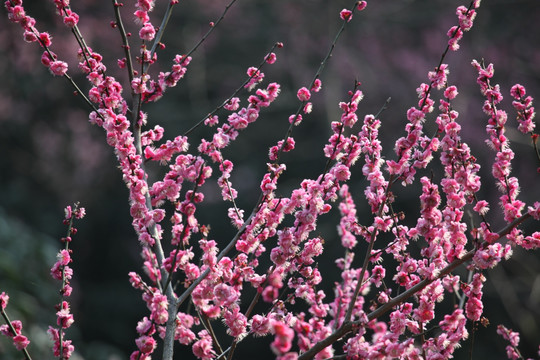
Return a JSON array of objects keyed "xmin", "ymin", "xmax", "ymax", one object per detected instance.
[{"xmin": 1, "ymin": 0, "xmax": 540, "ymax": 359}]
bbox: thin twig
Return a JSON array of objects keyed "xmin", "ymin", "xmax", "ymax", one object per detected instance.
[
  {"xmin": 183, "ymin": 42, "xmax": 280, "ymax": 137},
  {"xmin": 198, "ymin": 310, "xmax": 224, "ymax": 355},
  {"xmin": 148, "ymin": 2, "xmax": 178, "ymax": 67},
  {"xmin": 185, "ymin": 0, "xmax": 238, "ymax": 59},
  {"xmin": 112, "ymin": 0, "xmax": 135, "ymax": 83},
  {"xmin": 418, "ymin": 1, "xmax": 476, "ymax": 111}
]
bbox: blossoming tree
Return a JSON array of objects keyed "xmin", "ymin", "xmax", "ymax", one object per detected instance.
[{"xmin": 1, "ymin": 0, "xmax": 540, "ymax": 359}]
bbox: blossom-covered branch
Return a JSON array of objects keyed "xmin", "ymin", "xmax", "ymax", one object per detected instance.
[{"xmin": 2, "ymin": 0, "xmax": 540, "ymax": 359}]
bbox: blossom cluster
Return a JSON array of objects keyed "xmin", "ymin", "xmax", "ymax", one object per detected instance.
[
  {"xmin": 2, "ymin": 0, "xmax": 540, "ymax": 359},
  {"xmin": 0, "ymin": 293, "xmax": 31, "ymax": 351},
  {"xmin": 497, "ymin": 325, "xmax": 529, "ymax": 360},
  {"xmin": 0, "ymin": 203, "xmax": 84, "ymax": 359},
  {"xmin": 49, "ymin": 204, "xmax": 85, "ymax": 359},
  {"xmin": 4, "ymin": 0, "xmax": 74, "ymax": 76}
]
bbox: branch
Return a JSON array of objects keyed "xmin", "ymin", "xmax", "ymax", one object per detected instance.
[
  {"xmin": 298, "ymin": 213, "xmax": 532, "ymax": 360},
  {"xmin": 112, "ymin": 0, "xmax": 135, "ymax": 83},
  {"xmin": 175, "ymin": 196, "xmax": 263, "ymax": 310},
  {"xmin": 183, "ymin": 42, "xmax": 281, "ymax": 137},
  {"xmin": 0, "ymin": 308, "xmax": 32, "ymax": 360},
  {"xmin": 185, "ymin": 0, "xmax": 238, "ymax": 59}
]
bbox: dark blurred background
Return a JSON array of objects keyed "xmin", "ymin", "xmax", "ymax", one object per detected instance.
[{"xmin": 1, "ymin": 0, "xmax": 539, "ymax": 359}]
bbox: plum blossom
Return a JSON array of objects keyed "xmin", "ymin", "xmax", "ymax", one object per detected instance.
[
  {"xmin": 297, "ymin": 87, "xmax": 311, "ymax": 102},
  {"xmin": 193, "ymin": 330, "xmax": 215, "ymax": 360},
  {"xmin": 49, "ymin": 60, "xmax": 68, "ymax": 76},
  {"xmin": 428, "ymin": 64, "xmax": 449, "ymax": 90},
  {"xmin": 510, "ymin": 84, "xmax": 536, "ymax": 134},
  {"xmin": 150, "ymin": 293, "xmax": 168, "ymax": 324},
  {"xmin": 0, "ymin": 320, "xmax": 30, "ymax": 350},
  {"xmin": 136, "ymin": 335, "xmax": 157, "ymax": 354},
  {"xmin": 340, "ymin": 9, "xmax": 353, "ymax": 22},
  {"xmin": 56, "ymin": 301, "xmax": 74, "ymax": 329},
  {"xmin": 497, "ymin": 325, "xmax": 523, "ymax": 360},
  {"xmin": 271, "ymin": 321, "xmax": 295, "ymax": 355},
  {"xmin": 311, "ymin": 78, "xmax": 322, "ymax": 92},
  {"xmin": 224, "ymin": 306, "xmax": 248, "ymax": 338},
  {"xmin": 0, "ymin": 292, "xmax": 8, "ymax": 310},
  {"xmin": 266, "ymin": 52, "xmax": 277, "ymax": 64},
  {"xmin": 139, "ymin": 22, "xmax": 156, "ymax": 41},
  {"xmin": 12, "ymin": 334, "xmax": 30, "ymax": 350}
]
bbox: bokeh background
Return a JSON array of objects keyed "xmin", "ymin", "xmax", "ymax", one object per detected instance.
[{"xmin": 1, "ymin": 0, "xmax": 539, "ymax": 358}]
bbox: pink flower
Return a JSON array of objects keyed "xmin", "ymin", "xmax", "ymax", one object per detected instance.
[
  {"xmin": 224, "ymin": 97, "xmax": 240, "ymax": 111},
  {"xmin": 251, "ymin": 315, "xmax": 272, "ymax": 336},
  {"xmin": 456, "ymin": 6, "xmax": 476, "ymax": 31},
  {"xmin": 414, "ymin": 296, "xmax": 435, "ymax": 323},
  {"xmin": 289, "ymin": 114, "xmax": 303, "ymax": 125},
  {"xmin": 465, "ymin": 296, "xmax": 483, "ymax": 321},
  {"xmin": 8, "ymin": 5, "xmax": 26, "ymax": 22},
  {"xmin": 260, "ymin": 173, "xmax": 277, "ymax": 195},
  {"xmin": 266, "ymin": 52, "xmax": 277, "ymax": 64},
  {"xmin": 0, "ymin": 292, "xmax": 8, "ymax": 309},
  {"xmin": 528, "ymin": 202, "xmax": 540, "ymax": 220},
  {"xmin": 371, "ymin": 265, "xmax": 386, "ymax": 287},
  {"xmin": 134, "ymin": 10, "xmax": 150, "ymax": 24},
  {"xmin": 340, "ymin": 9, "xmax": 353, "ymax": 22},
  {"xmin": 311, "ymin": 78, "xmax": 322, "ymax": 92},
  {"xmin": 213, "ymin": 283, "xmax": 239, "ymax": 306},
  {"xmin": 444, "ymin": 85, "xmax": 459, "ymax": 100},
  {"xmin": 271, "ymin": 321, "xmax": 294, "ymax": 355},
  {"xmin": 56, "ymin": 301, "xmax": 74, "ymax": 329},
  {"xmin": 497, "ymin": 325, "xmax": 521, "ymax": 347},
  {"xmin": 48, "ymin": 326, "xmax": 59, "ymax": 341},
  {"xmin": 130, "ymin": 351, "xmax": 150, "ymax": 360},
  {"xmin": 136, "ymin": 335, "xmax": 157, "ymax": 354},
  {"xmin": 38, "ymin": 32, "xmax": 52, "ymax": 47},
  {"xmin": 150, "ymin": 293, "xmax": 168, "ymax": 325},
  {"xmin": 447, "ymin": 26, "xmax": 463, "ymax": 51},
  {"xmin": 57, "ymin": 249, "xmax": 71, "ymax": 266},
  {"xmin": 510, "ymin": 84, "xmax": 526, "ymax": 99},
  {"xmin": 510, "ymin": 84, "xmax": 536, "ymax": 134},
  {"xmin": 13, "ymin": 334, "xmax": 30, "ymax": 350},
  {"xmin": 245, "ymin": 66, "xmax": 264, "ymax": 90},
  {"xmin": 193, "ymin": 330, "xmax": 215, "ymax": 360},
  {"xmin": 49, "ymin": 61, "xmax": 68, "ymax": 76},
  {"xmin": 117, "ymin": 58, "xmax": 127, "ymax": 68},
  {"xmin": 473, "ymin": 200, "xmax": 490, "ymax": 215},
  {"xmin": 297, "ymin": 87, "xmax": 311, "ymax": 102},
  {"xmin": 136, "ymin": 317, "xmax": 154, "ymax": 335},
  {"xmin": 428, "ymin": 64, "xmax": 449, "ymax": 90},
  {"xmin": 137, "ymin": 0, "xmax": 155, "ymax": 12},
  {"xmin": 1, "ymin": 320, "xmax": 22, "ymax": 337},
  {"xmin": 63, "ymin": 10, "xmax": 79, "ymax": 27},
  {"xmin": 63, "ymin": 333, "xmax": 80, "ymax": 360},
  {"xmin": 74, "ymin": 207, "xmax": 86, "ymax": 219},
  {"xmin": 139, "ymin": 22, "xmax": 156, "ymax": 41},
  {"xmin": 224, "ymin": 306, "xmax": 247, "ymax": 338},
  {"xmin": 357, "ymin": 1, "xmax": 367, "ymax": 11},
  {"xmin": 23, "ymin": 29, "xmax": 37, "ymax": 43},
  {"xmin": 341, "ymin": 111, "xmax": 358, "ymax": 128},
  {"xmin": 61, "ymin": 284, "xmax": 73, "ymax": 297}
]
